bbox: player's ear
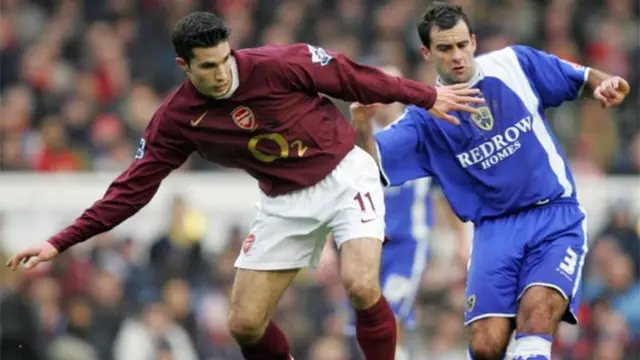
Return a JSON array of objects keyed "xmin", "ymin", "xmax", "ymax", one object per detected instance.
[
  {"xmin": 176, "ymin": 57, "xmax": 189, "ymax": 72},
  {"xmin": 420, "ymin": 45, "xmax": 431, "ymax": 61},
  {"xmin": 470, "ymin": 34, "xmax": 477, "ymax": 55}
]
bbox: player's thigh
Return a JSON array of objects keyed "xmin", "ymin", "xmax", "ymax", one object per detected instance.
[
  {"xmin": 234, "ymin": 206, "xmax": 327, "ymax": 270},
  {"xmin": 519, "ymin": 206, "xmax": 587, "ymax": 323},
  {"xmin": 468, "ymin": 317, "xmax": 515, "ymax": 360},
  {"xmin": 517, "ymin": 210, "xmax": 588, "ymax": 331},
  {"xmin": 230, "ymin": 205, "xmax": 326, "ymax": 337},
  {"xmin": 228, "ymin": 267, "xmax": 299, "ymax": 336},
  {"xmin": 329, "ymin": 146, "xmax": 386, "ymax": 248},
  {"xmin": 465, "ymin": 219, "xmax": 523, "ymax": 326},
  {"xmin": 327, "ymin": 147, "xmax": 386, "ymax": 306}
]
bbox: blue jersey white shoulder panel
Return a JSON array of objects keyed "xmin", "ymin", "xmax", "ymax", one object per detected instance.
[{"xmin": 375, "ymin": 45, "xmax": 589, "ymax": 224}]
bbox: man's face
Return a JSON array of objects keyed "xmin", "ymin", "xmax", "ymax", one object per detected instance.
[
  {"xmin": 177, "ymin": 41, "xmax": 233, "ymax": 97},
  {"xmin": 421, "ymin": 20, "xmax": 477, "ymax": 84}
]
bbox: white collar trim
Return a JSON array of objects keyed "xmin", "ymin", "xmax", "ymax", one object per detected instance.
[{"xmin": 216, "ymin": 56, "xmax": 239, "ymax": 99}]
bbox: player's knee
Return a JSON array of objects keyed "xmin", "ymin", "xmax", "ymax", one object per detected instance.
[
  {"xmin": 468, "ymin": 319, "xmax": 512, "ymax": 360},
  {"xmin": 517, "ymin": 286, "xmax": 567, "ymax": 334},
  {"xmin": 468, "ymin": 330, "xmax": 506, "ymax": 359},
  {"xmin": 343, "ymin": 276, "xmax": 381, "ymax": 309},
  {"xmin": 342, "ymin": 273, "xmax": 381, "ymax": 310},
  {"xmin": 227, "ymin": 309, "xmax": 267, "ymax": 344},
  {"xmin": 519, "ymin": 302, "xmax": 556, "ymax": 334},
  {"xmin": 469, "ymin": 333, "xmax": 509, "ymax": 360},
  {"xmin": 340, "ymin": 238, "xmax": 383, "ymax": 309},
  {"xmin": 469, "ymin": 342, "xmax": 505, "ymax": 360}
]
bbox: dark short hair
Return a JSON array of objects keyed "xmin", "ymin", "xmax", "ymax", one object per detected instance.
[
  {"xmin": 417, "ymin": 2, "xmax": 474, "ymax": 48},
  {"xmin": 171, "ymin": 11, "xmax": 231, "ymax": 64}
]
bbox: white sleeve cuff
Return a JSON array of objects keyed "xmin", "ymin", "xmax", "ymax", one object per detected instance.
[{"xmin": 577, "ymin": 67, "xmax": 591, "ymax": 98}]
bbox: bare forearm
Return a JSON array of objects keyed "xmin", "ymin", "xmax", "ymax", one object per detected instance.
[
  {"xmin": 585, "ymin": 68, "xmax": 612, "ymax": 96},
  {"xmin": 356, "ymin": 126, "xmax": 379, "ymax": 165},
  {"xmin": 351, "ymin": 109, "xmax": 379, "ymax": 165}
]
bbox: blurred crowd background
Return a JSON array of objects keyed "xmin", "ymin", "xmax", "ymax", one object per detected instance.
[{"xmin": 1, "ymin": 0, "xmax": 639, "ymax": 359}]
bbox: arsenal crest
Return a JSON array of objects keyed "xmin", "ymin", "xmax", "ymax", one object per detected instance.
[
  {"xmin": 231, "ymin": 106, "xmax": 257, "ymax": 131},
  {"xmin": 242, "ymin": 234, "xmax": 255, "ymax": 254},
  {"xmin": 471, "ymin": 105, "xmax": 494, "ymax": 131}
]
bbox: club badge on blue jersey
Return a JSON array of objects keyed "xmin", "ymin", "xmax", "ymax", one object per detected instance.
[{"xmin": 471, "ymin": 105, "xmax": 494, "ymax": 131}]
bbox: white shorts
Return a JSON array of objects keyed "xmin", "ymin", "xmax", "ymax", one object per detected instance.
[{"xmin": 234, "ymin": 146, "xmax": 386, "ymax": 270}]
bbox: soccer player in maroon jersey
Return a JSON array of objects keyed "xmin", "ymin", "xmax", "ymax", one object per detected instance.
[{"xmin": 7, "ymin": 12, "xmax": 482, "ymax": 360}]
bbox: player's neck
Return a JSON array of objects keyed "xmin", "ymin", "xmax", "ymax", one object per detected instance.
[
  {"xmin": 191, "ymin": 56, "xmax": 240, "ymax": 99},
  {"xmin": 219, "ymin": 56, "xmax": 240, "ymax": 99}
]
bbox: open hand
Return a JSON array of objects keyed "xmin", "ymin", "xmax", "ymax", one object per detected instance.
[
  {"xmin": 6, "ymin": 242, "xmax": 59, "ymax": 271},
  {"xmin": 430, "ymin": 83, "xmax": 484, "ymax": 125},
  {"xmin": 593, "ymin": 76, "xmax": 630, "ymax": 108}
]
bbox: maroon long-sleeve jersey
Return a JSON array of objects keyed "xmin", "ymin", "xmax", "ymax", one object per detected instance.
[{"xmin": 48, "ymin": 43, "xmax": 438, "ymax": 252}]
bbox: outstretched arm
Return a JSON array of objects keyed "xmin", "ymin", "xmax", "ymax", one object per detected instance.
[
  {"xmin": 6, "ymin": 111, "xmax": 194, "ymax": 270},
  {"xmin": 513, "ymin": 45, "xmax": 630, "ymax": 108},
  {"xmin": 278, "ymin": 43, "xmax": 482, "ymax": 123},
  {"xmin": 586, "ymin": 69, "xmax": 630, "ymax": 107}
]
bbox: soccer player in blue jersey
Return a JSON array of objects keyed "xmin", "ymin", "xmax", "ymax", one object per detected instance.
[{"xmin": 351, "ymin": 3, "xmax": 631, "ymax": 360}]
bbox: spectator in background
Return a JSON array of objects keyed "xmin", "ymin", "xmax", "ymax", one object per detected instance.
[
  {"xmin": 0, "ymin": 0, "xmax": 637, "ymax": 176},
  {"xmin": 48, "ymin": 297, "xmax": 100, "ymax": 360},
  {"xmin": 148, "ymin": 196, "xmax": 208, "ymax": 286},
  {"xmin": 584, "ymin": 237, "xmax": 640, "ymax": 337},
  {"xmin": 112, "ymin": 302, "xmax": 198, "ymax": 360},
  {"xmin": 308, "ymin": 336, "xmax": 349, "ymax": 360},
  {"xmin": 596, "ymin": 199, "xmax": 640, "ymax": 278},
  {"xmin": 0, "ymin": 255, "xmax": 47, "ymax": 360}
]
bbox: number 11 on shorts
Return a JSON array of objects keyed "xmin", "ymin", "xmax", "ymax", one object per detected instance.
[{"xmin": 354, "ymin": 192, "xmax": 376, "ymax": 223}]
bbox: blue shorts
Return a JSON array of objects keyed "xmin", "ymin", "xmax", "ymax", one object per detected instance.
[
  {"xmin": 345, "ymin": 233, "xmax": 429, "ymax": 334},
  {"xmin": 465, "ymin": 202, "xmax": 588, "ymax": 326}
]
